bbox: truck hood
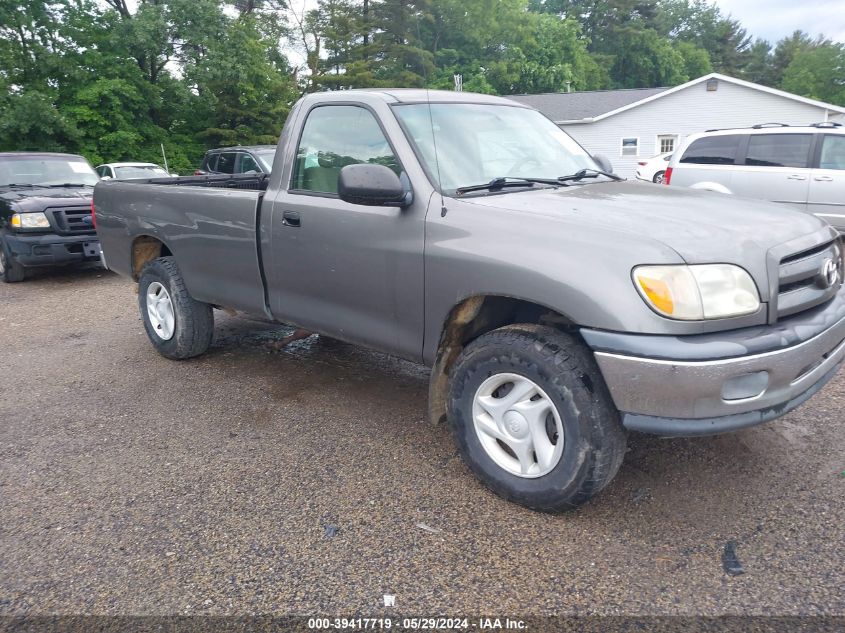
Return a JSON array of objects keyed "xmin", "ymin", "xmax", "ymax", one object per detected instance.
[
  {"xmin": 462, "ymin": 180, "xmax": 829, "ymax": 265},
  {"xmin": 1, "ymin": 186, "xmax": 93, "ymax": 213}
]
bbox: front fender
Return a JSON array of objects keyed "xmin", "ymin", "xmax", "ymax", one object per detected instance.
[{"xmin": 421, "ymin": 196, "xmax": 771, "ymax": 365}]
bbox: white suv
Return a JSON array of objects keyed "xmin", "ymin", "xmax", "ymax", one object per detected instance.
[{"xmin": 666, "ymin": 122, "xmax": 845, "ymax": 233}]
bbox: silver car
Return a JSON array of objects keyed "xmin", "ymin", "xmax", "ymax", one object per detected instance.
[
  {"xmin": 666, "ymin": 122, "xmax": 845, "ymax": 233},
  {"xmin": 95, "ymin": 162, "xmax": 174, "ymax": 180}
]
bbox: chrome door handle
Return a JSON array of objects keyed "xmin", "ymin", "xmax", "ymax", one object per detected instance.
[
  {"xmin": 814, "ymin": 176, "xmax": 834, "ymax": 182},
  {"xmin": 787, "ymin": 175, "xmax": 807, "ymax": 180}
]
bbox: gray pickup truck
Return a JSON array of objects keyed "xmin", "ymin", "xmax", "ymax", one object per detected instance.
[{"xmin": 95, "ymin": 90, "xmax": 845, "ymax": 511}]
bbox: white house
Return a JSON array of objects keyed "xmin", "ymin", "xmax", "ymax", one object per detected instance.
[{"xmin": 508, "ymin": 73, "xmax": 845, "ymax": 179}]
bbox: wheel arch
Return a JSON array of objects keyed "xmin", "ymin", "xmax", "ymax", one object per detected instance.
[
  {"xmin": 130, "ymin": 235, "xmax": 173, "ymax": 281},
  {"xmin": 689, "ymin": 181, "xmax": 732, "ymax": 195},
  {"xmin": 427, "ymin": 294, "xmax": 578, "ymax": 426}
]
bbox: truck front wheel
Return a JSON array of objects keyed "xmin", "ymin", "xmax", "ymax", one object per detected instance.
[
  {"xmin": 138, "ymin": 257, "xmax": 213, "ymax": 359},
  {"xmin": 447, "ymin": 325, "xmax": 626, "ymax": 511},
  {"xmin": 0, "ymin": 237, "xmax": 25, "ymax": 283}
]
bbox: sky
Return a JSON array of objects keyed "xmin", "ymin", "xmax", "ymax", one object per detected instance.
[{"xmin": 712, "ymin": 0, "xmax": 845, "ymax": 43}]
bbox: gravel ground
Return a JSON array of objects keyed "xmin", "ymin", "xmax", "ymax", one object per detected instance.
[{"xmin": 1, "ymin": 266, "xmax": 844, "ymax": 617}]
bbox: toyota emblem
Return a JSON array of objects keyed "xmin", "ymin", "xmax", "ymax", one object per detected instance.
[{"xmin": 818, "ymin": 258, "xmax": 840, "ymax": 289}]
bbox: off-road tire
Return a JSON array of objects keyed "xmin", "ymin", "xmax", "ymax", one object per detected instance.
[
  {"xmin": 0, "ymin": 236, "xmax": 26, "ymax": 283},
  {"xmin": 448, "ymin": 324, "xmax": 627, "ymax": 512},
  {"xmin": 138, "ymin": 257, "xmax": 213, "ymax": 359}
]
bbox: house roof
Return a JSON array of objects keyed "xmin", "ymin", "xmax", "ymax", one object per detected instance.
[
  {"xmin": 507, "ymin": 73, "xmax": 845, "ymax": 124},
  {"xmin": 507, "ymin": 87, "xmax": 667, "ymax": 122}
]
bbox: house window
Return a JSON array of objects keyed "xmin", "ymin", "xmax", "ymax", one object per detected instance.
[
  {"xmin": 621, "ymin": 137, "xmax": 639, "ymax": 156},
  {"xmin": 658, "ymin": 134, "xmax": 678, "ymax": 154}
]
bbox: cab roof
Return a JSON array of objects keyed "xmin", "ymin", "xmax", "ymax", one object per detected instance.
[{"xmin": 301, "ymin": 89, "xmax": 532, "ymax": 107}]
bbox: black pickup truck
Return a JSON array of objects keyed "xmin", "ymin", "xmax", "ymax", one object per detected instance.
[{"xmin": 0, "ymin": 152, "xmax": 101, "ymax": 282}]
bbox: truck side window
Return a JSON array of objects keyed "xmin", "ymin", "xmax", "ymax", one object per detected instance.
[
  {"xmin": 745, "ymin": 134, "xmax": 812, "ymax": 168},
  {"xmin": 292, "ymin": 105, "xmax": 400, "ymax": 195},
  {"xmin": 680, "ymin": 135, "xmax": 742, "ymax": 165},
  {"xmin": 204, "ymin": 153, "xmax": 218, "ymax": 172},
  {"xmin": 819, "ymin": 136, "xmax": 845, "ymax": 170},
  {"xmin": 216, "ymin": 152, "xmax": 237, "ymax": 174},
  {"xmin": 239, "ymin": 153, "xmax": 260, "ymax": 173}
]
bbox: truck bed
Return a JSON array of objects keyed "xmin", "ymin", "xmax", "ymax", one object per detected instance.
[{"xmin": 94, "ymin": 174, "xmax": 269, "ymax": 315}]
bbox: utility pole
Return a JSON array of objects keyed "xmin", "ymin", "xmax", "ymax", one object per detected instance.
[{"xmin": 363, "ymin": 0, "xmax": 369, "ymax": 54}]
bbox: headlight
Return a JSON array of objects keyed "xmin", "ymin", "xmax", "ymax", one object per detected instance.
[
  {"xmin": 634, "ymin": 264, "xmax": 760, "ymax": 320},
  {"xmin": 11, "ymin": 212, "xmax": 50, "ymax": 229}
]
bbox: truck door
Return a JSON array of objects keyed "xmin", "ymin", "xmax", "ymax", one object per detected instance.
[
  {"xmin": 263, "ymin": 104, "xmax": 426, "ymax": 362},
  {"xmin": 808, "ymin": 134, "xmax": 845, "ymax": 233}
]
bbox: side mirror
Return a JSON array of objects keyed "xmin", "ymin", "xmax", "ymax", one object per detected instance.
[
  {"xmin": 101, "ymin": 176, "xmax": 112, "ymax": 180},
  {"xmin": 338, "ymin": 164, "xmax": 410, "ymax": 207},
  {"xmin": 593, "ymin": 154, "xmax": 613, "ymax": 174}
]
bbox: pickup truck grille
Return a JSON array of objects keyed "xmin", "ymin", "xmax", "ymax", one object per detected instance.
[
  {"xmin": 777, "ymin": 239, "xmax": 843, "ymax": 319},
  {"xmin": 48, "ymin": 206, "xmax": 96, "ymax": 236}
]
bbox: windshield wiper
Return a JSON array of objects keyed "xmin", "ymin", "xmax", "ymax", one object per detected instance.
[
  {"xmin": 456, "ymin": 176, "xmax": 562, "ymax": 195},
  {"xmin": 557, "ymin": 168, "xmax": 623, "ymax": 183},
  {"xmin": 2, "ymin": 183, "xmax": 37, "ymax": 188},
  {"xmin": 46, "ymin": 183, "xmax": 94, "ymax": 188}
]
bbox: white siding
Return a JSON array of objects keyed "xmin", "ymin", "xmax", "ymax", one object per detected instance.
[{"xmin": 560, "ymin": 80, "xmax": 843, "ymax": 179}]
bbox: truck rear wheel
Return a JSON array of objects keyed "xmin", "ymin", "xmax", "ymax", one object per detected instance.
[
  {"xmin": 138, "ymin": 257, "xmax": 213, "ymax": 359},
  {"xmin": 447, "ymin": 324, "xmax": 626, "ymax": 512},
  {"xmin": 0, "ymin": 236, "xmax": 26, "ymax": 283}
]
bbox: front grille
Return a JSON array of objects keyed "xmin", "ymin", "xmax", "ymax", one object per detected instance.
[
  {"xmin": 48, "ymin": 206, "xmax": 95, "ymax": 236},
  {"xmin": 776, "ymin": 239, "xmax": 843, "ymax": 319}
]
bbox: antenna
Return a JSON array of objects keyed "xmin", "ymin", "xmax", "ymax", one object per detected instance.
[
  {"xmin": 414, "ymin": 12, "xmax": 447, "ymax": 217},
  {"xmin": 160, "ymin": 143, "xmax": 169, "ymax": 174}
]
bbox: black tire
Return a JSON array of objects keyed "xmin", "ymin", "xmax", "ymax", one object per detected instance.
[
  {"xmin": 138, "ymin": 257, "xmax": 213, "ymax": 359},
  {"xmin": 0, "ymin": 236, "xmax": 26, "ymax": 283},
  {"xmin": 653, "ymin": 171, "xmax": 665, "ymax": 184},
  {"xmin": 447, "ymin": 324, "xmax": 627, "ymax": 512}
]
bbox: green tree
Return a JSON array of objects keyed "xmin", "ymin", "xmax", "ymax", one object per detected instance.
[
  {"xmin": 606, "ymin": 27, "xmax": 688, "ymax": 88},
  {"xmin": 427, "ymin": 2, "xmax": 601, "ymax": 94},
  {"xmin": 706, "ymin": 16, "xmax": 751, "ymax": 75},
  {"xmin": 187, "ymin": 15, "xmax": 298, "ymax": 147},
  {"xmin": 742, "ymin": 39, "xmax": 773, "ymax": 85},
  {"xmin": 781, "ymin": 42, "xmax": 845, "ymax": 106},
  {"xmin": 771, "ymin": 30, "xmax": 815, "ymax": 86},
  {"xmin": 674, "ymin": 40, "xmax": 712, "ymax": 79}
]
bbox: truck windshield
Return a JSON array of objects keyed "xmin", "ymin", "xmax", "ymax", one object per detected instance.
[
  {"xmin": 0, "ymin": 156, "xmax": 99, "ymax": 187},
  {"xmin": 256, "ymin": 150, "xmax": 276, "ymax": 172},
  {"xmin": 393, "ymin": 103, "xmax": 597, "ymax": 194}
]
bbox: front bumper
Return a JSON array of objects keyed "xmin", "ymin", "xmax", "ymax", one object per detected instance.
[
  {"xmin": 5, "ymin": 232, "xmax": 101, "ymax": 268},
  {"xmin": 582, "ymin": 287, "xmax": 845, "ymax": 436}
]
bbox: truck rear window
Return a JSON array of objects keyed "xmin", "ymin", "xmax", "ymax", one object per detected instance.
[{"xmin": 680, "ymin": 135, "xmax": 742, "ymax": 165}]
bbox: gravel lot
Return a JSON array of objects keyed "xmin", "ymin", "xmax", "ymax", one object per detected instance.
[{"xmin": 1, "ymin": 266, "xmax": 844, "ymax": 617}]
